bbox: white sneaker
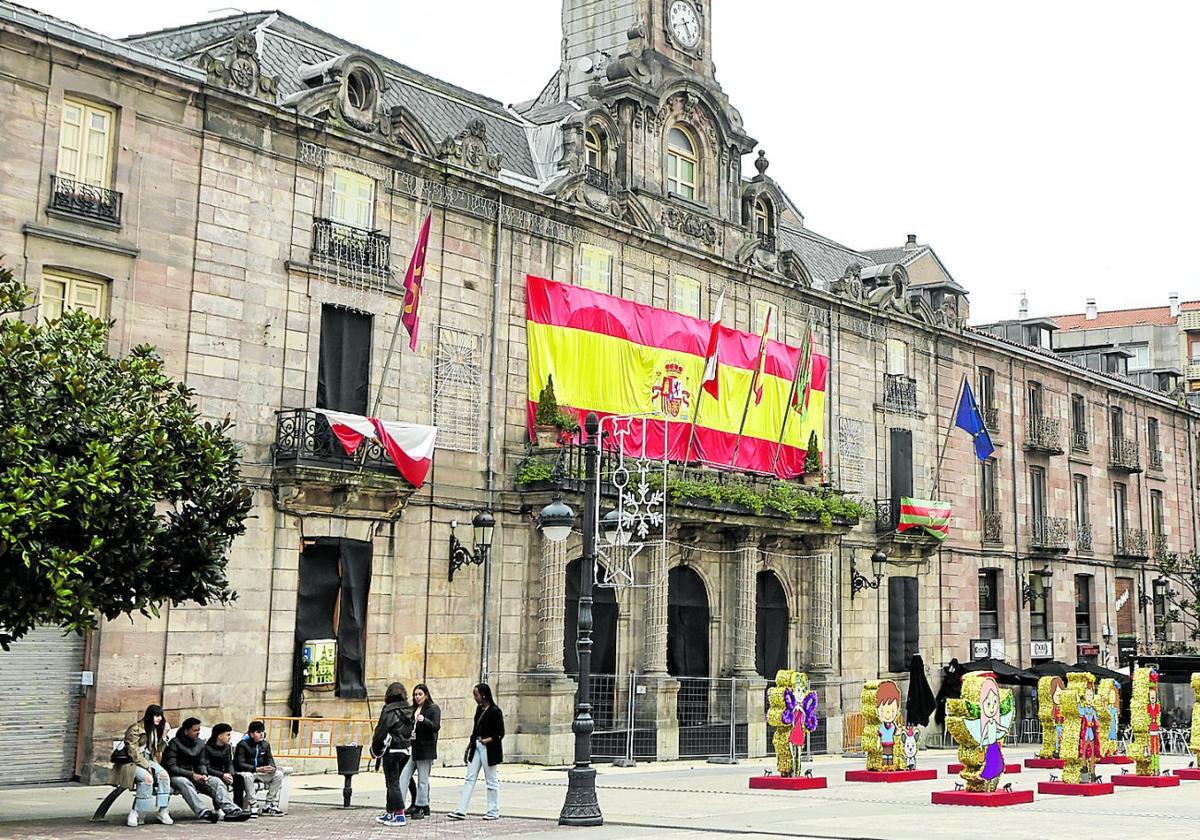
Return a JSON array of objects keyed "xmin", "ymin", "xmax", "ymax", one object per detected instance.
[
  {"xmin": 157, "ymin": 808, "xmax": 173, "ymax": 825},
  {"xmin": 126, "ymin": 810, "xmax": 140, "ymax": 827}
]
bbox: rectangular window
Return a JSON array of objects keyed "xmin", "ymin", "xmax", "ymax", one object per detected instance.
[
  {"xmin": 295, "ymin": 537, "xmax": 372, "ymax": 700},
  {"xmin": 1071, "ymin": 393, "xmax": 1086, "ymax": 433},
  {"xmin": 978, "ymin": 367, "xmax": 994, "ymax": 410},
  {"xmin": 328, "ymin": 168, "xmax": 375, "ymax": 229},
  {"xmin": 57, "ymin": 98, "xmax": 115, "ymax": 187},
  {"xmin": 1074, "ymin": 574, "xmax": 1092, "ymax": 644},
  {"xmin": 1147, "ymin": 416, "xmax": 1160, "ymax": 454},
  {"xmin": 1113, "ymin": 482, "xmax": 1127, "ymax": 540},
  {"xmin": 1110, "ymin": 405, "xmax": 1124, "ymax": 439},
  {"xmin": 1029, "ymin": 466, "xmax": 1046, "ymax": 522},
  {"xmin": 885, "ymin": 338, "xmax": 907, "ymax": 376},
  {"xmin": 1072, "ymin": 474, "xmax": 1089, "ymax": 525},
  {"xmin": 979, "ymin": 569, "xmax": 1000, "ymax": 640},
  {"xmin": 1027, "ymin": 381, "xmax": 1043, "ymax": 419},
  {"xmin": 672, "ymin": 274, "xmax": 702, "ymax": 318},
  {"xmin": 887, "ymin": 576, "xmax": 920, "ymax": 673},
  {"xmin": 1153, "ymin": 578, "xmax": 1168, "ymax": 642},
  {"xmin": 39, "ymin": 270, "xmax": 108, "ymax": 321},
  {"xmin": 980, "ymin": 459, "xmax": 998, "ymax": 513},
  {"xmin": 753, "ymin": 300, "xmax": 777, "ymax": 339},
  {"xmin": 1190, "ymin": 337, "xmax": 1200, "ymax": 363},
  {"xmin": 1125, "ymin": 344, "xmax": 1150, "ymax": 371},
  {"xmin": 316, "ymin": 304, "xmax": 372, "ymax": 415},
  {"xmin": 578, "ymin": 244, "xmax": 613, "ymax": 293},
  {"xmin": 1150, "ymin": 489, "xmax": 1164, "ymax": 538},
  {"xmin": 1030, "ymin": 574, "xmax": 1049, "ymax": 643}
]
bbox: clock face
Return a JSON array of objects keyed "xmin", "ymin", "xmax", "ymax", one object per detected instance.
[{"xmin": 669, "ymin": 1, "xmax": 701, "ymax": 49}]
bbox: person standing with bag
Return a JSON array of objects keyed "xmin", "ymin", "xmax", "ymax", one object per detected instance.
[
  {"xmin": 371, "ymin": 682, "xmax": 416, "ymax": 827},
  {"xmin": 398, "ymin": 683, "xmax": 440, "ymax": 819},
  {"xmin": 448, "ymin": 683, "xmax": 504, "ymax": 821}
]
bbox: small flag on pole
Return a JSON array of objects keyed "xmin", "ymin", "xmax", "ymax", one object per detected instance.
[
  {"xmin": 791, "ymin": 319, "xmax": 814, "ymax": 420},
  {"xmin": 750, "ymin": 309, "xmax": 771, "ymax": 406},
  {"xmin": 700, "ymin": 291, "xmax": 725, "ymax": 400},
  {"xmin": 401, "ymin": 213, "xmax": 433, "ymax": 351},
  {"xmin": 953, "ymin": 379, "xmax": 995, "ymax": 461},
  {"xmin": 898, "ymin": 497, "xmax": 952, "ymax": 541}
]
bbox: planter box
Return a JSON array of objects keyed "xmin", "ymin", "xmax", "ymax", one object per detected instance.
[
  {"xmin": 1024, "ymin": 757, "xmax": 1064, "ymax": 770},
  {"xmin": 949, "ymin": 762, "xmax": 1021, "ymax": 775},
  {"xmin": 1037, "ymin": 781, "xmax": 1114, "ymax": 796},
  {"xmin": 748, "ymin": 775, "xmax": 827, "ymax": 791},
  {"xmin": 1111, "ymin": 774, "xmax": 1181, "ymax": 788},
  {"xmin": 846, "ymin": 769, "xmax": 937, "ymax": 783},
  {"xmin": 931, "ymin": 789, "xmax": 1034, "ymax": 807}
]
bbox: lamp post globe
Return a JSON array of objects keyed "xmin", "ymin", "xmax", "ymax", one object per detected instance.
[
  {"xmin": 871, "ymin": 549, "xmax": 888, "ymax": 581},
  {"xmin": 472, "ymin": 510, "xmax": 495, "ymax": 551},
  {"xmin": 539, "ymin": 497, "xmax": 575, "ymax": 543}
]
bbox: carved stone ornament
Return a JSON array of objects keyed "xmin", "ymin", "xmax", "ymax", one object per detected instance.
[
  {"xmin": 831, "ymin": 263, "xmax": 864, "ymax": 301},
  {"xmin": 200, "ymin": 29, "xmax": 279, "ymax": 101},
  {"xmin": 661, "ymin": 206, "xmax": 717, "ymax": 246},
  {"xmin": 437, "ymin": 119, "xmax": 502, "ymax": 176}
]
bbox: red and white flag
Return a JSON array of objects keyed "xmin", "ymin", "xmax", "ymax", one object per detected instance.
[
  {"xmin": 315, "ymin": 409, "xmax": 437, "ymax": 489},
  {"xmin": 700, "ymin": 291, "xmax": 725, "ymax": 400}
]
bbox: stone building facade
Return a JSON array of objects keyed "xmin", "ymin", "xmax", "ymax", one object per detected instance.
[{"xmin": 0, "ymin": 0, "xmax": 1197, "ymax": 783}]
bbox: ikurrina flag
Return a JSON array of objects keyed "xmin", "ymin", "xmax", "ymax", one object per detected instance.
[
  {"xmin": 315, "ymin": 408, "xmax": 437, "ymax": 488},
  {"xmin": 898, "ymin": 497, "xmax": 952, "ymax": 541},
  {"xmin": 525, "ymin": 275, "xmax": 827, "ymax": 477}
]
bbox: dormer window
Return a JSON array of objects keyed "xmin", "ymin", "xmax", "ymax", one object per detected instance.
[
  {"xmin": 753, "ymin": 197, "xmax": 771, "ymax": 235},
  {"xmin": 666, "ymin": 125, "xmax": 698, "ymax": 200},
  {"xmin": 346, "ymin": 69, "xmax": 374, "ymax": 111},
  {"xmin": 585, "ymin": 127, "xmax": 606, "ymax": 170}
]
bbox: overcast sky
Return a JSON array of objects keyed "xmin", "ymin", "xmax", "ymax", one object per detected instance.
[{"xmin": 25, "ymin": 0, "xmax": 1200, "ymax": 323}]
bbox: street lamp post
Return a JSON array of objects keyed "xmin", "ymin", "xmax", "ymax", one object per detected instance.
[{"xmin": 539, "ymin": 412, "xmax": 603, "ymax": 827}]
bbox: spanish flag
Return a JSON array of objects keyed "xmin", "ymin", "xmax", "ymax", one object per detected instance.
[{"xmin": 525, "ymin": 275, "xmax": 827, "ymax": 477}]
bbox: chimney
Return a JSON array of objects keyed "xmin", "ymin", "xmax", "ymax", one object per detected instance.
[
  {"xmin": 904, "ymin": 234, "xmax": 918, "ymax": 251},
  {"xmin": 1169, "ymin": 292, "xmax": 1180, "ymax": 317},
  {"xmin": 1085, "ymin": 298, "xmax": 1097, "ymax": 321},
  {"xmin": 1018, "ymin": 292, "xmax": 1028, "ymax": 320}
]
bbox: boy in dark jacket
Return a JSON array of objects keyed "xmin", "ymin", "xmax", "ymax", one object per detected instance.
[
  {"xmin": 233, "ymin": 720, "xmax": 286, "ymax": 816},
  {"xmin": 161, "ymin": 718, "xmax": 249, "ymax": 822},
  {"xmin": 371, "ymin": 683, "xmax": 416, "ymax": 827}
]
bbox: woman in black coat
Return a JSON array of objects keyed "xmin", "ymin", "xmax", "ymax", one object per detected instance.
[
  {"xmin": 370, "ymin": 682, "xmax": 416, "ymax": 826},
  {"xmin": 397, "ymin": 683, "xmax": 440, "ymax": 819},
  {"xmin": 447, "ymin": 683, "xmax": 504, "ymax": 821}
]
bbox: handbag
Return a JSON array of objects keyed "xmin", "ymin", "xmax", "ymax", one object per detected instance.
[{"xmin": 110, "ymin": 745, "xmax": 132, "ymax": 766}]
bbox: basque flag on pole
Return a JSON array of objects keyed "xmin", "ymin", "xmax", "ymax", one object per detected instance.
[{"xmin": 954, "ymin": 379, "xmax": 995, "ymax": 461}]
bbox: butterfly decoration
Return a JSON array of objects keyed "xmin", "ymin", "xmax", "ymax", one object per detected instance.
[
  {"xmin": 800, "ymin": 690, "xmax": 820, "ymax": 732},
  {"xmin": 780, "ymin": 688, "xmax": 798, "ymax": 727}
]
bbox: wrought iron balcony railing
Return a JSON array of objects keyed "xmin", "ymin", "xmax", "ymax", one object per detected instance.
[
  {"xmin": 1070, "ymin": 428, "xmax": 1088, "ymax": 454},
  {"xmin": 1148, "ymin": 448, "xmax": 1164, "ymax": 472},
  {"xmin": 1075, "ymin": 522, "xmax": 1094, "ymax": 553},
  {"xmin": 981, "ymin": 510, "xmax": 1004, "ymax": 544},
  {"xmin": 273, "ymin": 408, "xmax": 394, "ymax": 475},
  {"xmin": 48, "ymin": 175, "xmax": 122, "ymax": 226},
  {"xmin": 758, "ymin": 233, "xmax": 777, "ymax": 252},
  {"xmin": 982, "ymin": 406, "xmax": 1000, "ymax": 435},
  {"xmin": 1154, "ymin": 533, "xmax": 1171, "ymax": 561},
  {"xmin": 1029, "ymin": 516, "xmax": 1069, "ymax": 551},
  {"xmin": 883, "ymin": 374, "xmax": 918, "ymax": 413},
  {"xmin": 1113, "ymin": 527, "xmax": 1149, "ymax": 559},
  {"xmin": 875, "ymin": 498, "xmax": 896, "ymax": 534},
  {"xmin": 1024, "ymin": 416, "xmax": 1063, "ymax": 454},
  {"xmin": 1109, "ymin": 437, "xmax": 1141, "ymax": 472},
  {"xmin": 584, "ymin": 165, "xmax": 611, "ymax": 191},
  {"xmin": 311, "ymin": 218, "xmax": 390, "ymax": 272}
]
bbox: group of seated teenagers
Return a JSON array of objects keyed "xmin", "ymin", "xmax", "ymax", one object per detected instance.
[{"xmin": 114, "ymin": 704, "xmax": 288, "ymax": 826}]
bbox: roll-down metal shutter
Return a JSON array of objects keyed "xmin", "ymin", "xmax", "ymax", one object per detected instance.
[{"xmin": 0, "ymin": 627, "xmax": 85, "ymax": 784}]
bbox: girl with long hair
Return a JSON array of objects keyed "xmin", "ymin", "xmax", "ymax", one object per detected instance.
[
  {"xmin": 371, "ymin": 682, "xmax": 416, "ymax": 827},
  {"xmin": 397, "ymin": 683, "xmax": 440, "ymax": 819},
  {"xmin": 114, "ymin": 704, "xmax": 173, "ymax": 827},
  {"xmin": 448, "ymin": 683, "xmax": 504, "ymax": 821}
]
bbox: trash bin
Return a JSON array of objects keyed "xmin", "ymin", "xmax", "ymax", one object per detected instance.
[{"xmin": 336, "ymin": 744, "xmax": 362, "ymax": 807}]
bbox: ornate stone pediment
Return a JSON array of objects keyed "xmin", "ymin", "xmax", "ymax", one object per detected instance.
[
  {"xmin": 778, "ymin": 250, "xmax": 813, "ymax": 288},
  {"xmin": 200, "ymin": 29, "xmax": 279, "ymax": 101},
  {"xmin": 831, "ymin": 263, "xmax": 864, "ymax": 301},
  {"xmin": 283, "ymin": 54, "xmax": 394, "ymax": 142},
  {"xmin": 437, "ymin": 119, "xmax": 502, "ymax": 176},
  {"xmin": 661, "ymin": 205, "xmax": 717, "ymax": 246}
]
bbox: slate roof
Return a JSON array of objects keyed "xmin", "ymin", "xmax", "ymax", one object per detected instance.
[
  {"xmin": 123, "ymin": 11, "xmax": 540, "ymax": 179},
  {"xmin": 1051, "ymin": 301, "xmax": 1200, "ymax": 331},
  {"xmin": 861, "ymin": 246, "xmax": 924, "ymax": 266},
  {"xmin": 778, "ymin": 225, "xmax": 865, "ymax": 289}
]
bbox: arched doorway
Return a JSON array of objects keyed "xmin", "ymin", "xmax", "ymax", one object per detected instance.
[
  {"xmin": 667, "ymin": 566, "xmax": 710, "ymax": 754},
  {"xmin": 756, "ymin": 570, "xmax": 789, "ymax": 679},
  {"xmin": 564, "ymin": 557, "xmax": 618, "ymax": 676}
]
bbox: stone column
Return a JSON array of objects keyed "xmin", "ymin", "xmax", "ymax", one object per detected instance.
[
  {"xmin": 732, "ymin": 530, "xmax": 759, "ymax": 677},
  {"xmin": 642, "ymin": 543, "xmax": 669, "ymax": 675},
  {"xmin": 536, "ymin": 534, "xmax": 569, "ymax": 671}
]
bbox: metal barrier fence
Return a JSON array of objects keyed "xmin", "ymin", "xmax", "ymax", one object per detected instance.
[{"xmin": 260, "ymin": 716, "xmax": 375, "ymax": 765}]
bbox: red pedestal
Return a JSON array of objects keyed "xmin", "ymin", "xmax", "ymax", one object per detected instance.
[
  {"xmin": 845, "ymin": 769, "xmax": 939, "ymax": 783},
  {"xmin": 931, "ymin": 789, "xmax": 1035, "ymax": 807},
  {"xmin": 1097, "ymin": 755, "xmax": 1133, "ymax": 765},
  {"xmin": 1024, "ymin": 757, "xmax": 1065, "ymax": 769},
  {"xmin": 749, "ymin": 775, "xmax": 828, "ymax": 791},
  {"xmin": 1172, "ymin": 768, "xmax": 1200, "ymax": 780},
  {"xmin": 1037, "ymin": 781, "xmax": 1114, "ymax": 797},
  {"xmin": 948, "ymin": 763, "xmax": 1021, "ymax": 774},
  {"xmin": 1111, "ymin": 774, "xmax": 1182, "ymax": 788}
]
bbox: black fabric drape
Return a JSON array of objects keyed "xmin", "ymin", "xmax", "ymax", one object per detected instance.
[
  {"xmin": 667, "ymin": 566, "xmax": 709, "ymax": 678},
  {"xmin": 336, "ymin": 539, "xmax": 372, "ymax": 700},
  {"xmin": 887, "ymin": 576, "xmax": 919, "ymax": 673},
  {"xmin": 935, "ymin": 658, "xmax": 964, "ymax": 726},
  {"xmin": 906, "ymin": 653, "xmax": 937, "ymax": 726},
  {"xmin": 755, "ymin": 571, "xmax": 789, "ymax": 679},
  {"xmin": 316, "ymin": 305, "xmax": 372, "ymax": 415},
  {"xmin": 290, "ymin": 541, "xmax": 341, "ymax": 720},
  {"xmin": 564, "ymin": 558, "xmax": 618, "ymax": 676}
]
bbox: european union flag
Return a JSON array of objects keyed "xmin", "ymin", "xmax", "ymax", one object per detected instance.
[{"xmin": 954, "ymin": 379, "xmax": 995, "ymax": 462}]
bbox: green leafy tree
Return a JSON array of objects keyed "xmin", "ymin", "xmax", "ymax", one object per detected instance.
[
  {"xmin": 0, "ymin": 262, "xmax": 251, "ymax": 649},
  {"xmin": 1157, "ymin": 550, "xmax": 1200, "ymax": 645}
]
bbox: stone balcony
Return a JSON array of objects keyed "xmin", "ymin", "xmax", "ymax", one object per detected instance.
[
  {"xmin": 1113, "ymin": 527, "xmax": 1149, "ymax": 564},
  {"xmin": 1028, "ymin": 515, "xmax": 1070, "ymax": 554},
  {"xmin": 1109, "ymin": 437, "xmax": 1142, "ymax": 473},
  {"xmin": 311, "ymin": 217, "xmax": 391, "ymax": 272},
  {"xmin": 48, "ymin": 174, "xmax": 122, "ymax": 228},
  {"xmin": 1024, "ymin": 416, "xmax": 1063, "ymax": 455}
]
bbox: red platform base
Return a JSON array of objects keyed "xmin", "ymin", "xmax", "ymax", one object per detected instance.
[
  {"xmin": 845, "ymin": 769, "xmax": 938, "ymax": 783},
  {"xmin": 1111, "ymin": 774, "xmax": 1182, "ymax": 788},
  {"xmin": 1097, "ymin": 755, "xmax": 1133, "ymax": 765},
  {"xmin": 1172, "ymin": 768, "xmax": 1200, "ymax": 780},
  {"xmin": 948, "ymin": 763, "xmax": 1021, "ymax": 774},
  {"xmin": 931, "ymin": 789, "xmax": 1035, "ymax": 807},
  {"xmin": 749, "ymin": 775, "xmax": 828, "ymax": 791},
  {"xmin": 1024, "ymin": 757, "xmax": 1065, "ymax": 769},
  {"xmin": 1037, "ymin": 781, "xmax": 1114, "ymax": 797}
]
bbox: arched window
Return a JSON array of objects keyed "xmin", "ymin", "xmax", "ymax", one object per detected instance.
[
  {"xmin": 666, "ymin": 126, "xmax": 698, "ymax": 200},
  {"xmin": 753, "ymin": 196, "xmax": 772, "ymax": 235},
  {"xmin": 584, "ymin": 127, "xmax": 605, "ymax": 170},
  {"xmin": 346, "ymin": 69, "xmax": 374, "ymax": 111},
  {"xmin": 755, "ymin": 570, "xmax": 789, "ymax": 679}
]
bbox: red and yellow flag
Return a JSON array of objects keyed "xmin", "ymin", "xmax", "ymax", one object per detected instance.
[
  {"xmin": 750, "ymin": 309, "xmax": 771, "ymax": 406},
  {"xmin": 526, "ymin": 275, "xmax": 827, "ymax": 477},
  {"xmin": 401, "ymin": 213, "xmax": 432, "ymax": 350}
]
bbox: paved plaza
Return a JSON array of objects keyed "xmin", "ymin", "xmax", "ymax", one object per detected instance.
[{"xmin": 2, "ymin": 747, "xmax": 1198, "ymax": 839}]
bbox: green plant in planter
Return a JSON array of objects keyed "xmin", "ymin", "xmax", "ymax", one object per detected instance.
[
  {"xmin": 515, "ymin": 456, "xmax": 553, "ymax": 486},
  {"xmin": 534, "ymin": 375, "xmax": 579, "ymax": 432},
  {"xmin": 804, "ymin": 431, "xmax": 822, "ymax": 477}
]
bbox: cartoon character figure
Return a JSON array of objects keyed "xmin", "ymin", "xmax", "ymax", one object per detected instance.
[
  {"xmin": 788, "ymin": 672, "xmax": 821, "ymax": 767},
  {"xmin": 948, "ymin": 672, "xmax": 1015, "ymax": 792},
  {"xmin": 1189, "ymin": 673, "xmax": 1200, "ymax": 767},
  {"xmin": 875, "ymin": 681, "xmax": 902, "ymax": 770},
  {"xmin": 1037, "ymin": 675, "xmax": 1067, "ymax": 760},
  {"xmin": 1147, "ymin": 671, "xmax": 1162, "ymax": 774},
  {"xmin": 1077, "ymin": 678, "xmax": 1099, "ymax": 783},
  {"xmin": 1130, "ymin": 666, "xmax": 1160, "ymax": 776},
  {"xmin": 900, "ymin": 725, "xmax": 921, "ymax": 770},
  {"xmin": 1051, "ymin": 677, "xmax": 1066, "ymax": 756},
  {"xmin": 766, "ymin": 670, "xmax": 799, "ymax": 777},
  {"xmin": 1096, "ymin": 679, "xmax": 1121, "ymax": 758}
]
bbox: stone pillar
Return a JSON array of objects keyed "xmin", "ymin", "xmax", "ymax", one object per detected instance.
[
  {"xmin": 642, "ymin": 543, "xmax": 669, "ymax": 675},
  {"xmin": 637, "ymin": 675, "xmax": 680, "ymax": 761},
  {"xmin": 536, "ymin": 534, "xmax": 569, "ymax": 671},
  {"xmin": 732, "ymin": 530, "xmax": 759, "ymax": 677}
]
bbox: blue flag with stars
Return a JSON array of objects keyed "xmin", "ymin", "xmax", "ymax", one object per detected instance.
[{"xmin": 954, "ymin": 379, "xmax": 995, "ymax": 461}]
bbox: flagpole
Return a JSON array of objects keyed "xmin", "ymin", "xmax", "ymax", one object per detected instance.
[
  {"xmin": 681, "ymin": 387, "xmax": 705, "ymax": 481},
  {"xmin": 931, "ymin": 372, "xmax": 969, "ymax": 494},
  {"xmin": 770, "ymin": 355, "xmax": 802, "ymax": 476},
  {"xmin": 729, "ymin": 371, "xmax": 757, "ymax": 469}
]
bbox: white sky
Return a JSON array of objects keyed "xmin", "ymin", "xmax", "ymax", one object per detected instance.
[{"xmin": 24, "ymin": 0, "xmax": 1200, "ymax": 323}]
